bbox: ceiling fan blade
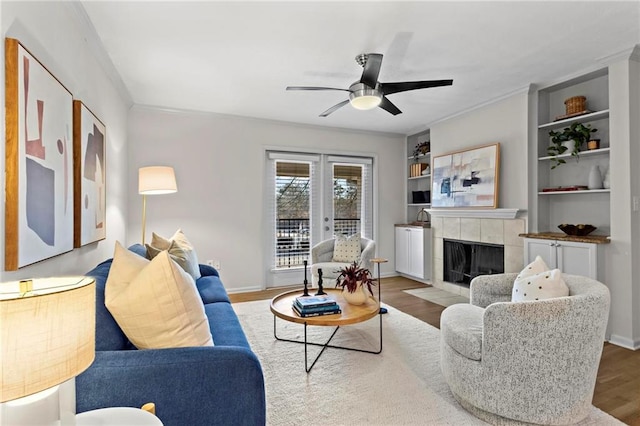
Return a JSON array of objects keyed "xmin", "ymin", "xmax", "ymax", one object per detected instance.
[
  {"xmin": 319, "ymin": 99, "xmax": 350, "ymax": 117},
  {"xmin": 359, "ymin": 53, "xmax": 383, "ymax": 88},
  {"xmin": 379, "ymin": 96, "xmax": 402, "ymax": 115},
  {"xmin": 286, "ymin": 86, "xmax": 350, "ymax": 92},
  {"xmin": 380, "ymin": 79, "xmax": 453, "ymax": 95}
]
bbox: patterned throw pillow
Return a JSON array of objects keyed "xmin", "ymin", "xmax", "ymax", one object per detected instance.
[
  {"xmin": 332, "ymin": 233, "xmax": 361, "ymax": 263},
  {"xmin": 512, "ymin": 255, "xmax": 569, "ymax": 302}
]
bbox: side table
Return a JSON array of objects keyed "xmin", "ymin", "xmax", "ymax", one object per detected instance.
[
  {"xmin": 76, "ymin": 407, "xmax": 163, "ymax": 425},
  {"xmin": 371, "ymin": 258, "xmax": 388, "ymax": 314}
]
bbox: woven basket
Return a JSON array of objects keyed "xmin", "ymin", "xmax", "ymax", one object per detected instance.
[{"xmin": 564, "ymin": 96, "xmax": 586, "ymax": 114}]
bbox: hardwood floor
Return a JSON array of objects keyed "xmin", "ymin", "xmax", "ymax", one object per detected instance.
[{"xmin": 229, "ymin": 276, "xmax": 640, "ymax": 425}]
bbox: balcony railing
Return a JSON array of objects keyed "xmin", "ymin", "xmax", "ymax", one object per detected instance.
[{"xmin": 275, "ymin": 218, "xmax": 360, "ymax": 268}]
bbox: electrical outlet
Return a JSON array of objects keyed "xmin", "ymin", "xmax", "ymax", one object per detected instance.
[
  {"xmin": 633, "ymin": 196, "xmax": 640, "ymax": 212},
  {"xmin": 206, "ymin": 259, "xmax": 221, "ymax": 270}
]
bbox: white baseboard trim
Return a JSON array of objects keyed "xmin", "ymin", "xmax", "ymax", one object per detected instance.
[
  {"xmin": 228, "ymin": 285, "xmax": 265, "ymax": 294},
  {"xmin": 608, "ymin": 334, "xmax": 640, "ymax": 350}
]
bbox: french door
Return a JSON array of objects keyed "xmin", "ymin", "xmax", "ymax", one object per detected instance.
[{"xmin": 266, "ymin": 151, "xmax": 374, "ymax": 286}]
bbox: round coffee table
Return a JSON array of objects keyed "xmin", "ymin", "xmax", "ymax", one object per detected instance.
[{"xmin": 270, "ymin": 288, "xmax": 382, "ymax": 372}]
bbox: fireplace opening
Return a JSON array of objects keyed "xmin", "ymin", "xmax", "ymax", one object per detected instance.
[{"xmin": 443, "ymin": 239, "xmax": 504, "ymax": 286}]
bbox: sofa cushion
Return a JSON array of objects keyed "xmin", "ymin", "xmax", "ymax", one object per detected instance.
[
  {"xmin": 105, "ymin": 242, "xmax": 213, "ymax": 349},
  {"xmin": 205, "ymin": 302, "xmax": 251, "ymax": 348},
  {"xmin": 440, "ymin": 303, "xmax": 484, "ymax": 361},
  {"xmin": 512, "ymin": 268, "xmax": 569, "ymax": 302},
  {"xmin": 197, "ymin": 275, "xmax": 231, "ymax": 304},
  {"xmin": 332, "ymin": 233, "xmax": 361, "ymax": 263},
  {"xmin": 149, "ymin": 229, "xmax": 201, "ymax": 280}
]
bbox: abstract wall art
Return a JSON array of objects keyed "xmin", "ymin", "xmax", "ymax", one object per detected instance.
[
  {"xmin": 431, "ymin": 143, "xmax": 500, "ymax": 209},
  {"xmin": 73, "ymin": 100, "xmax": 106, "ymax": 247},
  {"xmin": 5, "ymin": 38, "xmax": 74, "ymax": 270}
]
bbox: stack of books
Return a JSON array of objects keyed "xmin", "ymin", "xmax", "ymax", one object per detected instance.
[{"xmin": 293, "ymin": 294, "xmax": 341, "ymax": 317}]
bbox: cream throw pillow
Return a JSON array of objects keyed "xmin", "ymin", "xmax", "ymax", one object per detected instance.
[
  {"xmin": 332, "ymin": 233, "xmax": 361, "ymax": 263},
  {"xmin": 148, "ymin": 229, "xmax": 201, "ymax": 280},
  {"xmin": 105, "ymin": 242, "xmax": 213, "ymax": 349},
  {"xmin": 512, "ymin": 256, "xmax": 569, "ymax": 302}
]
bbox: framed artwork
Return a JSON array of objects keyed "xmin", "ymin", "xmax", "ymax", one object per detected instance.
[
  {"xmin": 5, "ymin": 38, "xmax": 74, "ymax": 270},
  {"xmin": 431, "ymin": 143, "xmax": 500, "ymax": 208},
  {"xmin": 73, "ymin": 100, "xmax": 106, "ymax": 247}
]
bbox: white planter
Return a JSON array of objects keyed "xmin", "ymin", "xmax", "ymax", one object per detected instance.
[{"xmin": 342, "ymin": 282, "xmax": 369, "ymax": 305}]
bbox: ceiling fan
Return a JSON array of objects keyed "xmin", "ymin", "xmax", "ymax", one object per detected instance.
[{"xmin": 286, "ymin": 53, "xmax": 453, "ymax": 117}]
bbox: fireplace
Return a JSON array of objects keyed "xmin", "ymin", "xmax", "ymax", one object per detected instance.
[{"xmin": 443, "ymin": 239, "xmax": 504, "ymax": 286}]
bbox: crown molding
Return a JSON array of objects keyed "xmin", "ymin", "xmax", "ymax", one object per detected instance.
[{"xmin": 597, "ymin": 44, "xmax": 640, "ymax": 65}]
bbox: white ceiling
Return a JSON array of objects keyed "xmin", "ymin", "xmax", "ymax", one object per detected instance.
[{"xmin": 80, "ymin": 1, "xmax": 640, "ymax": 135}]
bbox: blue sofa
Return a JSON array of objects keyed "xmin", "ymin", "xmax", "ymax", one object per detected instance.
[{"xmin": 76, "ymin": 244, "xmax": 266, "ymax": 426}]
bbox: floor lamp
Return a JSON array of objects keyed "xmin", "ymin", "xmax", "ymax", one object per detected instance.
[
  {"xmin": 0, "ymin": 277, "xmax": 96, "ymax": 426},
  {"xmin": 138, "ymin": 166, "xmax": 178, "ymax": 245}
]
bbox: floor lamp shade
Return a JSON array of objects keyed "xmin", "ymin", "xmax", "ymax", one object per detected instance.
[
  {"xmin": 0, "ymin": 277, "xmax": 96, "ymax": 403},
  {"xmin": 138, "ymin": 166, "xmax": 178, "ymax": 195},
  {"xmin": 138, "ymin": 166, "xmax": 178, "ymax": 245}
]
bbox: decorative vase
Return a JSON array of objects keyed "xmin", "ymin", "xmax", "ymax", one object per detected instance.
[
  {"xmin": 587, "ymin": 139, "xmax": 600, "ymax": 150},
  {"xmin": 588, "ymin": 165, "xmax": 603, "ymax": 190},
  {"xmin": 603, "ymin": 168, "xmax": 611, "ymax": 189},
  {"xmin": 342, "ymin": 282, "xmax": 368, "ymax": 305}
]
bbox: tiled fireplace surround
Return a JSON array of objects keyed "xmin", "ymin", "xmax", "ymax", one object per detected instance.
[{"xmin": 430, "ymin": 215, "xmax": 526, "ymax": 298}]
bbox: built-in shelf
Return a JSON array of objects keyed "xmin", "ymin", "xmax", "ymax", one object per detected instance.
[
  {"xmin": 408, "ymin": 203, "xmax": 431, "ymax": 207},
  {"xmin": 407, "ymin": 153, "xmax": 431, "ymax": 161},
  {"xmin": 408, "ymin": 174, "xmax": 431, "ymax": 180},
  {"xmin": 427, "ymin": 208, "xmax": 520, "ymax": 219},
  {"xmin": 538, "ymin": 189, "xmax": 610, "ymax": 195},
  {"xmin": 538, "ymin": 109, "xmax": 609, "ymax": 130},
  {"xmin": 538, "ymin": 147, "xmax": 610, "ymax": 161}
]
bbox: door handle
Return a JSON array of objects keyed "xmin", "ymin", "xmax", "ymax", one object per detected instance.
[{"xmin": 325, "ymin": 226, "xmax": 330, "ymax": 231}]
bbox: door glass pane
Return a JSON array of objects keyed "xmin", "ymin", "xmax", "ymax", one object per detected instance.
[
  {"xmin": 333, "ymin": 164, "xmax": 362, "ymax": 236},
  {"xmin": 275, "ymin": 161, "xmax": 310, "ymax": 268}
]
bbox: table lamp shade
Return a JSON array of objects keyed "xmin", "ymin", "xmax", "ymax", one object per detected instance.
[
  {"xmin": 138, "ymin": 166, "xmax": 177, "ymax": 195},
  {"xmin": 0, "ymin": 278, "xmax": 96, "ymax": 403}
]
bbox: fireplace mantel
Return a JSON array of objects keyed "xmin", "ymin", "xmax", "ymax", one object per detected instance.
[{"xmin": 427, "ymin": 208, "xmax": 520, "ymax": 219}]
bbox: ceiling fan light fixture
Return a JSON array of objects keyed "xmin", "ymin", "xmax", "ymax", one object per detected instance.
[{"xmin": 349, "ymin": 83, "xmax": 382, "ymax": 110}]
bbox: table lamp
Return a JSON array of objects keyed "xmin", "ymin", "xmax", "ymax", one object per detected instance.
[
  {"xmin": 0, "ymin": 277, "xmax": 96, "ymax": 426},
  {"xmin": 138, "ymin": 166, "xmax": 178, "ymax": 245}
]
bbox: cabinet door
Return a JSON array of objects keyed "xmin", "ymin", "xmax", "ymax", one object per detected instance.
[
  {"xmin": 408, "ymin": 228, "xmax": 425, "ymax": 278},
  {"xmin": 523, "ymin": 238, "xmax": 558, "ymax": 269},
  {"xmin": 556, "ymin": 241, "xmax": 597, "ymax": 279},
  {"xmin": 395, "ymin": 227, "xmax": 410, "ymax": 274}
]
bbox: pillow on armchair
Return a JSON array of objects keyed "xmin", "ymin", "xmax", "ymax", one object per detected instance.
[{"xmin": 332, "ymin": 233, "xmax": 361, "ymax": 263}]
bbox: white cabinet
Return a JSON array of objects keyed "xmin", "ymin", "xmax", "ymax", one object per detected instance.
[
  {"xmin": 523, "ymin": 237, "xmax": 604, "ymax": 280},
  {"xmin": 395, "ymin": 226, "xmax": 432, "ymax": 280}
]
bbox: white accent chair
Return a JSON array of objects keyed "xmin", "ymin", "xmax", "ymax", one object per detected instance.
[
  {"xmin": 310, "ymin": 237, "xmax": 375, "ymax": 286},
  {"xmin": 440, "ymin": 273, "xmax": 610, "ymax": 425}
]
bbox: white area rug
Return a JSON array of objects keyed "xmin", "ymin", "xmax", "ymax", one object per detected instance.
[
  {"xmin": 403, "ymin": 287, "xmax": 469, "ymax": 307},
  {"xmin": 233, "ymin": 300, "xmax": 621, "ymax": 426}
]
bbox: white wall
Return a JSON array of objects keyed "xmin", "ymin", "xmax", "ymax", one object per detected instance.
[
  {"xmin": 127, "ymin": 106, "xmax": 405, "ymax": 292},
  {"xmin": 429, "ymin": 91, "xmax": 530, "ymax": 212},
  {"xmin": 1, "ymin": 2, "xmax": 130, "ymax": 281}
]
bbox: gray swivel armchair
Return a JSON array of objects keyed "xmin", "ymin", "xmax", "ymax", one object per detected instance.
[
  {"xmin": 440, "ymin": 273, "xmax": 610, "ymax": 425},
  {"xmin": 310, "ymin": 237, "xmax": 375, "ymax": 286}
]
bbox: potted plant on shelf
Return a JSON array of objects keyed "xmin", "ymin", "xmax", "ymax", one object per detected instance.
[
  {"xmin": 335, "ymin": 261, "xmax": 375, "ymax": 305},
  {"xmin": 547, "ymin": 122, "xmax": 597, "ymax": 169}
]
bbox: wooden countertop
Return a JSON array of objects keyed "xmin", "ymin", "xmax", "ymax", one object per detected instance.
[
  {"xmin": 395, "ymin": 222, "xmax": 431, "ymax": 228},
  {"xmin": 519, "ymin": 232, "xmax": 610, "ymax": 244}
]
